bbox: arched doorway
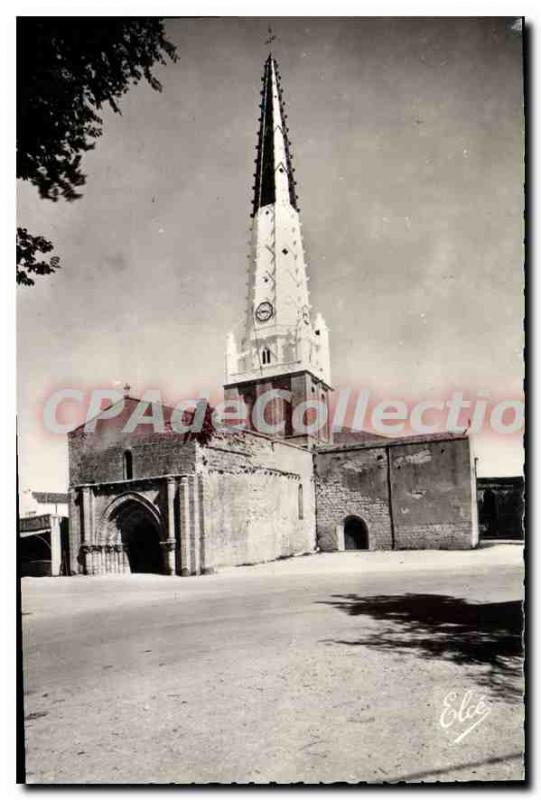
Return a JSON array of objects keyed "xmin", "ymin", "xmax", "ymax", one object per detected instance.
[
  {"xmin": 344, "ymin": 516, "xmax": 369, "ymax": 550},
  {"xmin": 101, "ymin": 495, "xmax": 166, "ymax": 574},
  {"xmin": 118, "ymin": 503, "xmax": 164, "ymax": 573}
]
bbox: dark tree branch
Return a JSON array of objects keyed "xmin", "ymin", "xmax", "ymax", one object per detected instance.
[
  {"xmin": 17, "ymin": 227, "xmax": 61, "ymax": 286},
  {"xmin": 17, "ymin": 18, "xmax": 178, "ymax": 284}
]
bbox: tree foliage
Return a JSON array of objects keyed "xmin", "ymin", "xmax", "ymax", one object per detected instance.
[
  {"xmin": 17, "ymin": 18, "xmax": 178, "ymax": 284},
  {"xmin": 183, "ymin": 402, "xmax": 217, "ymax": 446},
  {"xmin": 16, "ymin": 228, "xmax": 60, "ymax": 286}
]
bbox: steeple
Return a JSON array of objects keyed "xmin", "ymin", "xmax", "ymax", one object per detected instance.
[
  {"xmin": 252, "ymin": 55, "xmax": 298, "ymax": 216},
  {"xmin": 224, "ymin": 54, "xmax": 332, "ymax": 444}
]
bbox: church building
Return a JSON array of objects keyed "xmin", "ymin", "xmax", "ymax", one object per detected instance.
[{"xmin": 67, "ymin": 54, "xmax": 479, "ymax": 576}]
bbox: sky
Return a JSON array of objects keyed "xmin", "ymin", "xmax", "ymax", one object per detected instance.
[{"xmin": 17, "ymin": 17, "xmax": 525, "ymax": 490}]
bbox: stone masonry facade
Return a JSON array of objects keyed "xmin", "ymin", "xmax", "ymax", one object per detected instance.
[
  {"xmin": 315, "ymin": 433, "xmax": 478, "ymax": 552},
  {"xmin": 67, "ymin": 402, "xmax": 478, "ymax": 577},
  {"xmin": 68, "ymin": 404, "xmax": 315, "ymax": 576}
]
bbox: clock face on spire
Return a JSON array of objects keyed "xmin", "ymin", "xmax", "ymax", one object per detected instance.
[{"xmin": 255, "ymin": 301, "xmax": 274, "ymax": 322}]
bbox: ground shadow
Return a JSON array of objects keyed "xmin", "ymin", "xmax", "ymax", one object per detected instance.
[{"xmin": 319, "ymin": 594, "xmax": 524, "ymax": 701}]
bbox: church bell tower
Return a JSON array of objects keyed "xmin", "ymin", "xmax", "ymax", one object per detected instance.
[{"xmin": 224, "ymin": 53, "xmax": 332, "ymax": 445}]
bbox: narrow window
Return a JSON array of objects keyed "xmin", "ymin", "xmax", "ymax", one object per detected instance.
[
  {"xmin": 240, "ymin": 389, "xmax": 256, "ymax": 431},
  {"xmin": 123, "ymin": 450, "xmax": 133, "ymax": 480},
  {"xmin": 298, "ymin": 483, "xmax": 304, "ymax": 520},
  {"xmin": 262, "ymin": 346, "xmax": 271, "ymax": 365}
]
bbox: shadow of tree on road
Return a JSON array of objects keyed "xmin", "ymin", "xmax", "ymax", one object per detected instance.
[{"xmin": 319, "ymin": 594, "xmax": 523, "ymax": 702}]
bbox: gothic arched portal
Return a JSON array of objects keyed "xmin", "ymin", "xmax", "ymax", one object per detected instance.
[
  {"xmin": 343, "ymin": 516, "xmax": 369, "ymax": 550},
  {"xmin": 118, "ymin": 502, "xmax": 164, "ymax": 573},
  {"xmin": 100, "ymin": 494, "xmax": 166, "ymax": 574}
]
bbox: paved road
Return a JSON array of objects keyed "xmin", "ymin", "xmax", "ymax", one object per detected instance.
[{"xmin": 21, "ymin": 548, "xmax": 524, "ymax": 784}]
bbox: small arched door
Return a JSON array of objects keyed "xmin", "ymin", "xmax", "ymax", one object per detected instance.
[{"xmin": 344, "ymin": 516, "xmax": 369, "ymax": 550}]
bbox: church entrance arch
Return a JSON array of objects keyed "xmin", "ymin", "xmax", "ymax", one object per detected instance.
[
  {"xmin": 102, "ymin": 494, "xmax": 166, "ymax": 574},
  {"xmin": 343, "ymin": 516, "xmax": 369, "ymax": 550},
  {"xmin": 119, "ymin": 503, "xmax": 164, "ymax": 573}
]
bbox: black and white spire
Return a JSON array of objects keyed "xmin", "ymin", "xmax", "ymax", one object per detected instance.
[
  {"xmin": 225, "ymin": 54, "xmax": 331, "ymax": 389},
  {"xmin": 252, "ymin": 55, "xmax": 298, "ymax": 216}
]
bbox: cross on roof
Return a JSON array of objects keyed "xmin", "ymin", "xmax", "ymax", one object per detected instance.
[{"xmin": 265, "ymin": 26, "xmax": 276, "ymax": 48}]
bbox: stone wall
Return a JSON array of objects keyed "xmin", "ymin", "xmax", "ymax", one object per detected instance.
[
  {"xmin": 68, "ymin": 489, "xmax": 84, "ymax": 574},
  {"xmin": 196, "ymin": 430, "xmax": 316, "ymax": 568},
  {"xmin": 68, "ymin": 418, "xmax": 316, "ymax": 575},
  {"xmin": 389, "ymin": 436, "xmax": 477, "ymax": 550},
  {"xmin": 67, "ymin": 402, "xmax": 477, "ymax": 575},
  {"xmin": 315, "ymin": 434, "xmax": 477, "ymax": 551},
  {"xmin": 314, "ymin": 446, "xmax": 393, "ymax": 550},
  {"xmin": 223, "ymin": 370, "xmax": 331, "ymax": 445},
  {"xmin": 68, "ymin": 403, "xmax": 198, "ymax": 574},
  {"xmin": 69, "ymin": 428, "xmax": 197, "ymax": 486}
]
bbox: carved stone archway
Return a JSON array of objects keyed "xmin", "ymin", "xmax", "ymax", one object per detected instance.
[{"xmin": 96, "ymin": 492, "xmax": 166, "ymax": 574}]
